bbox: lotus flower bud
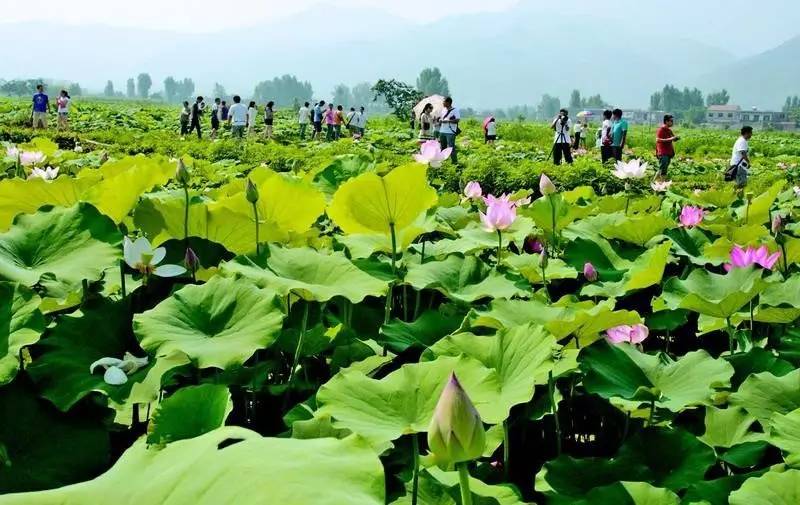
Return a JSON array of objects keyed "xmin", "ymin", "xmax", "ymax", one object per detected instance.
[
  {"xmin": 539, "ymin": 248, "xmax": 549, "ymax": 269},
  {"xmin": 428, "ymin": 373, "xmax": 485, "ymax": 466},
  {"xmin": 540, "ymin": 173, "xmax": 556, "ymax": 196},
  {"xmin": 176, "ymin": 158, "xmax": 190, "ymax": 186},
  {"xmin": 583, "ymin": 262, "xmax": 598, "ymax": 282},
  {"xmin": 245, "ymin": 178, "xmax": 259, "ymax": 204},
  {"xmin": 184, "ymin": 247, "xmax": 199, "ymax": 271},
  {"xmin": 772, "ymin": 214, "xmax": 783, "ymax": 235},
  {"xmin": 523, "ymin": 236, "xmax": 543, "ymax": 254}
]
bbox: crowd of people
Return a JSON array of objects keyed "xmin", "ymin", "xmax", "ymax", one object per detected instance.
[{"xmin": 25, "ymin": 84, "xmax": 756, "ymax": 186}]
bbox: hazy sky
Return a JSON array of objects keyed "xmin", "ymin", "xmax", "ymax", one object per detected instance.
[{"xmin": 2, "ymin": 0, "xmax": 520, "ymax": 31}]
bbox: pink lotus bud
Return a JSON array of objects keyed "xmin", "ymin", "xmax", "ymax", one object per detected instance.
[
  {"xmin": 772, "ymin": 214, "xmax": 783, "ymax": 234},
  {"xmin": 583, "ymin": 262, "xmax": 598, "ymax": 282},
  {"xmin": 539, "ymin": 174, "xmax": 556, "ymax": 195},
  {"xmin": 176, "ymin": 158, "xmax": 190, "ymax": 186},
  {"xmin": 184, "ymin": 247, "xmax": 199, "ymax": 271}
]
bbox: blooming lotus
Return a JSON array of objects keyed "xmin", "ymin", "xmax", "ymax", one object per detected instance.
[
  {"xmin": 123, "ymin": 236, "xmax": 186, "ymax": 278},
  {"xmin": 90, "ymin": 352, "xmax": 149, "ymax": 385},
  {"xmin": 414, "ymin": 140, "xmax": 452, "ymax": 168},
  {"xmin": 540, "ymin": 173, "xmax": 556, "ymax": 195},
  {"xmin": 19, "ymin": 150, "xmax": 46, "ymax": 166},
  {"xmin": 606, "ymin": 324, "xmax": 649, "ymax": 345},
  {"xmin": 583, "ymin": 262, "xmax": 598, "ymax": 282},
  {"xmin": 679, "ymin": 206, "xmax": 704, "ymax": 228},
  {"xmin": 427, "ymin": 373, "xmax": 486, "ymax": 466},
  {"xmin": 612, "ymin": 159, "xmax": 648, "ymax": 180},
  {"xmin": 651, "ymin": 180, "xmax": 672, "ymax": 193},
  {"xmin": 463, "ymin": 181, "xmax": 482, "ymax": 200},
  {"xmin": 725, "ymin": 245, "xmax": 781, "ymax": 271},
  {"xmin": 29, "ymin": 166, "xmax": 59, "ymax": 181},
  {"xmin": 480, "ymin": 194, "xmax": 517, "ymax": 232}
]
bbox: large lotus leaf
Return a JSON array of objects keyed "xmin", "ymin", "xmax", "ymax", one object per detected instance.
[
  {"xmin": 691, "ymin": 187, "xmax": 737, "ymax": 208},
  {"xmin": 733, "ymin": 181, "xmax": 783, "ymax": 225},
  {"xmin": 392, "ymin": 468, "xmax": 527, "ymax": 505},
  {"xmin": 456, "ymin": 217, "xmax": 537, "ymax": 252},
  {"xmin": 0, "ymin": 282, "xmax": 45, "ymax": 385},
  {"xmin": 404, "ymin": 255, "xmax": 528, "ymax": 303},
  {"xmin": 523, "ymin": 193, "xmax": 593, "ymax": 238},
  {"xmin": 654, "ymin": 267, "xmax": 767, "ymax": 319},
  {"xmin": 132, "ymin": 190, "xmax": 212, "ymax": 246},
  {"xmin": 0, "ymin": 427, "xmax": 385, "ymax": 505},
  {"xmin": 378, "ymin": 307, "xmax": 465, "ymax": 354},
  {"xmin": 756, "ymin": 275, "xmax": 800, "ymax": 323},
  {"xmin": 503, "ymin": 253, "xmax": 578, "ymax": 284},
  {"xmin": 563, "ymin": 215, "xmax": 634, "ymax": 271},
  {"xmin": 422, "ymin": 324, "xmax": 558, "ymax": 419},
  {"xmin": 768, "ymin": 408, "xmax": 800, "ymax": 465},
  {"xmin": 313, "ymin": 154, "xmax": 376, "ymax": 196},
  {"xmin": 579, "ymin": 340, "xmax": 734, "ymax": 412},
  {"xmin": 327, "ymin": 162, "xmax": 437, "ymax": 235},
  {"xmin": 147, "ymin": 384, "xmax": 232, "ymax": 445},
  {"xmin": 0, "ymin": 203, "xmax": 122, "ymax": 298},
  {"xmin": 546, "ymin": 482, "xmax": 680, "ymax": 505},
  {"xmin": 684, "ymin": 472, "xmax": 765, "ymax": 505},
  {"xmin": 729, "ymin": 368, "xmax": 800, "ymax": 423},
  {"xmin": 0, "ymin": 380, "xmax": 109, "ymax": 493},
  {"xmin": 536, "ymin": 427, "xmax": 715, "ymax": 495},
  {"xmin": 700, "ymin": 406, "xmax": 763, "ymax": 449},
  {"xmin": 317, "ymin": 355, "xmax": 511, "ymax": 446},
  {"xmin": 0, "ymin": 175, "xmax": 99, "ymax": 231},
  {"xmin": 335, "ymin": 214, "xmax": 435, "ymax": 258},
  {"xmin": 601, "ymin": 214, "xmax": 674, "ymax": 247},
  {"xmin": 133, "ymin": 276, "xmax": 285, "ymax": 369},
  {"xmin": 221, "ymin": 246, "xmax": 388, "ymax": 302},
  {"xmin": 728, "ymin": 469, "xmax": 800, "ymax": 505},
  {"xmin": 214, "ymin": 169, "xmax": 326, "ymax": 235},
  {"xmin": 664, "ymin": 227, "xmax": 715, "ymax": 265},
  {"xmin": 582, "ymin": 242, "xmax": 671, "ymax": 299},
  {"xmin": 83, "ymin": 155, "xmax": 175, "ymax": 223},
  {"xmin": 26, "ymin": 298, "xmax": 190, "ymax": 411}
]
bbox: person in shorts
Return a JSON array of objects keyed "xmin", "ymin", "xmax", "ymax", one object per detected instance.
[
  {"xmin": 31, "ymin": 84, "xmax": 50, "ymax": 129},
  {"xmin": 56, "ymin": 89, "xmax": 71, "ymax": 130},
  {"xmin": 655, "ymin": 114, "xmax": 680, "ymax": 179},
  {"xmin": 227, "ymin": 95, "xmax": 248, "ymax": 139}
]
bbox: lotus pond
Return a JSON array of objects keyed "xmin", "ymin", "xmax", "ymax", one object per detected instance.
[{"xmin": 1, "ymin": 100, "xmax": 800, "ymax": 504}]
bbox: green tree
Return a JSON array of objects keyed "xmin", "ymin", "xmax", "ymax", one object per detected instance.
[
  {"xmin": 178, "ymin": 78, "xmax": 195, "ymax": 100},
  {"xmin": 569, "ymin": 90, "xmax": 582, "ymax": 110},
  {"xmin": 164, "ymin": 77, "xmax": 178, "ymax": 103},
  {"xmin": 582, "ymin": 94, "xmax": 606, "ymax": 108},
  {"xmin": 67, "ymin": 83, "xmax": 82, "ymax": 97},
  {"xmin": 253, "ymin": 74, "xmax": 313, "ymax": 106},
  {"xmin": 136, "ymin": 73, "xmax": 152, "ymax": 99},
  {"xmin": 103, "ymin": 80, "xmax": 115, "ymax": 97},
  {"xmin": 537, "ymin": 94, "xmax": 561, "ymax": 120},
  {"xmin": 650, "ymin": 91, "xmax": 663, "ymax": 111},
  {"xmin": 212, "ymin": 82, "xmax": 227, "ymax": 100},
  {"xmin": 706, "ymin": 89, "xmax": 730, "ymax": 106},
  {"xmin": 372, "ymin": 79, "xmax": 423, "ymax": 121},
  {"xmin": 126, "ymin": 78, "xmax": 135, "ymax": 98},
  {"xmin": 416, "ymin": 67, "xmax": 450, "ymax": 96},
  {"xmin": 332, "ymin": 84, "xmax": 353, "ymax": 106}
]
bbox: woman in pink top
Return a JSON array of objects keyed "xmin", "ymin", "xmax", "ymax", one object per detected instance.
[{"xmin": 324, "ymin": 104, "xmax": 336, "ymax": 141}]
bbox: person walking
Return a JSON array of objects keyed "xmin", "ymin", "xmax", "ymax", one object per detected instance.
[
  {"xmin": 180, "ymin": 101, "xmax": 191, "ymax": 136},
  {"xmin": 31, "ymin": 84, "xmax": 50, "ymax": 129},
  {"xmin": 418, "ymin": 103, "xmax": 435, "ymax": 142},
  {"xmin": 572, "ymin": 119, "xmax": 583, "ymax": 149},
  {"xmin": 611, "ymin": 108, "xmax": 628, "ymax": 161},
  {"xmin": 189, "ymin": 96, "xmax": 205, "ymax": 139},
  {"xmin": 247, "ymin": 101, "xmax": 257, "ymax": 136},
  {"xmin": 56, "ymin": 89, "xmax": 71, "ymax": 130},
  {"xmin": 312, "ymin": 100, "xmax": 325, "ymax": 140},
  {"xmin": 655, "ymin": 114, "xmax": 680, "ymax": 180},
  {"xmin": 438, "ymin": 96, "xmax": 460, "ymax": 164},
  {"xmin": 210, "ymin": 97, "xmax": 221, "ymax": 139},
  {"xmin": 324, "ymin": 103, "xmax": 336, "ymax": 141},
  {"xmin": 298, "ymin": 101, "xmax": 311, "ymax": 139},
  {"xmin": 551, "ymin": 108, "xmax": 573, "ymax": 165},
  {"xmin": 600, "ymin": 109, "xmax": 614, "ymax": 163},
  {"xmin": 356, "ymin": 106, "xmax": 367, "ymax": 137},
  {"xmin": 227, "ymin": 95, "xmax": 248, "ymax": 139},
  {"xmin": 334, "ymin": 105, "xmax": 345, "ymax": 139},
  {"xmin": 264, "ymin": 101, "xmax": 275, "ymax": 139},
  {"xmin": 726, "ymin": 126, "xmax": 753, "ymax": 187}
]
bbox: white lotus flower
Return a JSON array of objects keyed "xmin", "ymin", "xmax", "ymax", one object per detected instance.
[
  {"xmin": 29, "ymin": 166, "xmax": 59, "ymax": 181},
  {"xmin": 794, "ymin": 186, "xmax": 800, "ymax": 198},
  {"xmin": 124, "ymin": 236, "xmax": 186, "ymax": 277},
  {"xmin": 612, "ymin": 159, "xmax": 648, "ymax": 180},
  {"xmin": 651, "ymin": 180, "xmax": 672, "ymax": 193},
  {"xmin": 90, "ymin": 352, "xmax": 149, "ymax": 385},
  {"xmin": 74, "ymin": 143, "xmax": 83, "ymax": 153},
  {"xmin": 19, "ymin": 151, "xmax": 46, "ymax": 166}
]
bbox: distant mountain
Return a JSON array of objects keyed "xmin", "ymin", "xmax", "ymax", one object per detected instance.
[{"xmin": 700, "ymin": 35, "xmax": 800, "ymax": 110}]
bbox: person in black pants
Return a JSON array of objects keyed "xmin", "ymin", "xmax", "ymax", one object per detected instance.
[
  {"xmin": 600, "ymin": 109, "xmax": 614, "ymax": 163},
  {"xmin": 551, "ymin": 108, "xmax": 573, "ymax": 165},
  {"xmin": 189, "ymin": 96, "xmax": 205, "ymax": 139}
]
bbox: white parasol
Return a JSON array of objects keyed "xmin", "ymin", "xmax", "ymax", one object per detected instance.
[{"xmin": 413, "ymin": 95, "xmax": 446, "ymax": 119}]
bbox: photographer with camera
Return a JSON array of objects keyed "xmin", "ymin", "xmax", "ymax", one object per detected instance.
[{"xmin": 550, "ymin": 108, "xmax": 573, "ymax": 165}]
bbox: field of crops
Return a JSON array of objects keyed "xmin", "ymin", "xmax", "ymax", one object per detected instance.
[{"xmin": 1, "ymin": 98, "xmax": 800, "ymax": 504}]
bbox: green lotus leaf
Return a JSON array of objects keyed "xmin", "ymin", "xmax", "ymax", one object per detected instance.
[
  {"xmin": 564, "ymin": 214, "xmax": 634, "ymax": 271},
  {"xmin": 221, "ymin": 246, "xmax": 389, "ymax": 302},
  {"xmin": 19, "ymin": 137, "xmax": 59, "ymax": 156},
  {"xmin": 0, "ymin": 203, "xmax": 121, "ymax": 299},
  {"xmin": 733, "ymin": 181, "xmax": 783, "ymax": 225},
  {"xmin": 147, "ymin": 384, "xmax": 232, "ymax": 445},
  {"xmin": 313, "ymin": 154, "xmax": 375, "ymax": 196},
  {"xmin": 335, "ymin": 215, "xmax": 434, "ymax": 258},
  {"xmin": 523, "ymin": 192, "xmax": 593, "ymax": 239},
  {"xmin": 0, "ymin": 175, "xmax": 99, "ymax": 231},
  {"xmin": 684, "ymin": 472, "xmax": 765, "ymax": 505},
  {"xmin": 729, "ymin": 368, "xmax": 800, "ymax": 423},
  {"xmin": 601, "ymin": 214, "xmax": 674, "ymax": 247},
  {"xmin": 327, "ymin": 162, "xmax": 437, "ymax": 236},
  {"xmin": 579, "ymin": 340, "xmax": 734, "ymax": 412},
  {"xmin": 691, "ymin": 187, "xmax": 737, "ymax": 208},
  {"xmin": 0, "ymin": 427, "xmax": 385, "ymax": 505},
  {"xmin": 26, "ymin": 298, "xmax": 190, "ymax": 411},
  {"xmin": 0, "ymin": 282, "xmax": 45, "ymax": 385},
  {"xmin": 700, "ymin": 406, "xmax": 763, "ymax": 449},
  {"xmin": 133, "ymin": 276, "xmax": 285, "ymax": 369},
  {"xmin": 663, "ymin": 227, "xmax": 714, "ymax": 265},
  {"xmin": 768, "ymin": 408, "xmax": 800, "ymax": 465},
  {"xmin": 132, "ymin": 190, "xmax": 213, "ymax": 246},
  {"xmin": 404, "ymin": 255, "xmax": 528, "ymax": 303},
  {"xmin": 392, "ymin": 468, "xmax": 527, "ymax": 505},
  {"xmin": 504, "ymin": 253, "xmax": 578, "ymax": 284},
  {"xmin": 378, "ymin": 306, "xmax": 465, "ymax": 354},
  {"xmin": 0, "ymin": 380, "xmax": 109, "ymax": 493},
  {"xmin": 545, "ymin": 481, "xmax": 680, "ymax": 505},
  {"xmin": 422, "ymin": 324, "xmax": 558, "ymax": 420},
  {"xmin": 582, "ymin": 242, "xmax": 671, "ymax": 298},
  {"xmin": 729, "ymin": 468, "xmax": 800, "ymax": 505},
  {"xmin": 653, "ymin": 267, "xmax": 767, "ymax": 319}
]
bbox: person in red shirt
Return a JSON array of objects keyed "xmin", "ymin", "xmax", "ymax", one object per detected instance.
[{"xmin": 655, "ymin": 114, "xmax": 680, "ymax": 179}]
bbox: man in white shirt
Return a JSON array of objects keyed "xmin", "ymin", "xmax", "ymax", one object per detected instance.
[
  {"xmin": 345, "ymin": 107, "xmax": 357, "ymax": 135},
  {"xmin": 438, "ymin": 96, "xmax": 460, "ymax": 164},
  {"xmin": 728, "ymin": 126, "xmax": 753, "ymax": 187},
  {"xmin": 356, "ymin": 106, "xmax": 367, "ymax": 136},
  {"xmin": 551, "ymin": 108, "xmax": 573, "ymax": 165},
  {"xmin": 298, "ymin": 102, "xmax": 311, "ymax": 139},
  {"xmin": 227, "ymin": 95, "xmax": 248, "ymax": 139}
]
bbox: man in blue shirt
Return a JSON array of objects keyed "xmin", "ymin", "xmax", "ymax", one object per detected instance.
[
  {"xmin": 312, "ymin": 100, "xmax": 325, "ymax": 140},
  {"xmin": 611, "ymin": 108, "xmax": 629, "ymax": 161},
  {"xmin": 31, "ymin": 84, "xmax": 50, "ymax": 129}
]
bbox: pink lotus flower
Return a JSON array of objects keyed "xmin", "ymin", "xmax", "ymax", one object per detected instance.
[
  {"xmin": 612, "ymin": 159, "xmax": 648, "ymax": 180},
  {"xmin": 414, "ymin": 140, "xmax": 452, "ymax": 168},
  {"xmin": 19, "ymin": 151, "xmax": 46, "ymax": 166},
  {"xmin": 480, "ymin": 194, "xmax": 517, "ymax": 232},
  {"xmin": 583, "ymin": 262, "xmax": 598, "ymax": 282},
  {"xmin": 651, "ymin": 180, "xmax": 672, "ymax": 193},
  {"xmin": 679, "ymin": 206, "xmax": 704, "ymax": 228},
  {"xmin": 725, "ymin": 245, "xmax": 781, "ymax": 271},
  {"xmin": 463, "ymin": 181, "xmax": 482, "ymax": 200},
  {"xmin": 540, "ymin": 174, "xmax": 556, "ymax": 195},
  {"xmin": 606, "ymin": 324, "xmax": 649, "ymax": 345}
]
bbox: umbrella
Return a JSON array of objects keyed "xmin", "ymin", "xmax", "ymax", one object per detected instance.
[
  {"xmin": 577, "ymin": 111, "xmax": 593, "ymax": 118},
  {"xmin": 413, "ymin": 95, "xmax": 446, "ymax": 119}
]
